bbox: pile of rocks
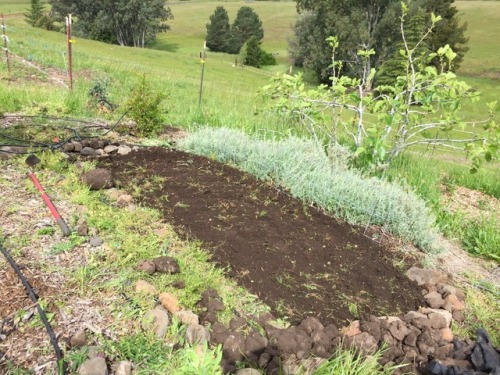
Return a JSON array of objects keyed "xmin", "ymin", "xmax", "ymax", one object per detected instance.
[
  {"xmin": 0, "ymin": 140, "xmax": 134, "ymax": 160},
  {"xmin": 61, "ymin": 140, "xmax": 134, "ymax": 158}
]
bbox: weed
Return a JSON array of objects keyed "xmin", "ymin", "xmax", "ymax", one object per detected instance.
[
  {"xmin": 66, "ymin": 347, "xmax": 89, "ymax": 373},
  {"xmin": 313, "ymin": 345, "xmax": 405, "ymax": 375},
  {"xmin": 49, "ymin": 234, "xmax": 85, "ymax": 255},
  {"xmin": 36, "ymin": 226, "xmax": 55, "ymax": 236}
]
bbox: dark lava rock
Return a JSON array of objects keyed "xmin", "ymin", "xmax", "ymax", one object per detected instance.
[
  {"xmin": 211, "ymin": 322, "xmax": 229, "ymax": 345},
  {"xmin": 361, "ymin": 320, "xmax": 382, "ymax": 342},
  {"xmin": 471, "ymin": 343, "xmax": 500, "ymax": 372},
  {"xmin": 270, "ymin": 327, "xmax": 312, "ymax": 356},
  {"xmin": 172, "ymin": 280, "xmax": 185, "ymax": 289},
  {"xmin": 152, "ymin": 256, "xmax": 180, "ymax": 274},
  {"xmin": 137, "ymin": 260, "xmax": 156, "ymax": 274},
  {"xmin": 207, "ymin": 298, "xmax": 225, "ymax": 313},
  {"xmin": 298, "ymin": 317, "xmax": 324, "ymax": 336},
  {"xmin": 223, "ymin": 333, "xmax": 246, "ymax": 364},
  {"xmin": 245, "ymin": 332, "xmax": 268, "ymax": 360},
  {"xmin": 89, "ymin": 236, "xmax": 103, "ymax": 247},
  {"xmin": 81, "ymin": 146, "xmax": 97, "ymax": 157},
  {"xmin": 229, "ymin": 317, "xmax": 247, "ymax": 332},
  {"xmin": 25, "ymin": 154, "xmax": 41, "ymax": 167},
  {"xmin": 82, "ymin": 168, "xmax": 114, "ymax": 190}
]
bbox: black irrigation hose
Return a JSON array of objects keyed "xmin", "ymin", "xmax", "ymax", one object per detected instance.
[
  {"xmin": 0, "ymin": 244, "xmax": 66, "ymax": 374},
  {"xmin": 0, "ymin": 110, "xmax": 129, "ymax": 155}
]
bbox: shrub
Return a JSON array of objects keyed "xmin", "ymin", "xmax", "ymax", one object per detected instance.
[
  {"xmin": 126, "ymin": 76, "xmax": 167, "ymax": 137},
  {"xmin": 180, "ymin": 127, "xmax": 439, "ymax": 253}
]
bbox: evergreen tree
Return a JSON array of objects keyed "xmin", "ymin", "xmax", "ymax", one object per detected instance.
[
  {"xmin": 291, "ymin": 0, "xmax": 468, "ymax": 83},
  {"xmin": 25, "ymin": 0, "xmax": 46, "ymax": 27},
  {"xmin": 242, "ymin": 36, "xmax": 262, "ymax": 68},
  {"xmin": 376, "ymin": 7, "xmax": 429, "ymax": 87},
  {"xmin": 420, "ymin": 0, "xmax": 469, "ymax": 70},
  {"xmin": 206, "ymin": 6, "xmax": 230, "ymax": 52},
  {"xmin": 226, "ymin": 6, "xmax": 264, "ymax": 54}
]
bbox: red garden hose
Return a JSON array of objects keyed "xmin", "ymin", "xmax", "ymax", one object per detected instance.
[{"xmin": 28, "ymin": 171, "xmax": 71, "ymax": 237}]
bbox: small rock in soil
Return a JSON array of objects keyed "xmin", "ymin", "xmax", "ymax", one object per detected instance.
[
  {"xmin": 172, "ymin": 280, "xmax": 185, "ymax": 289},
  {"xmin": 174, "ymin": 310, "xmax": 199, "ymax": 326},
  {"xmin": 73, "ymin": 142, "xmax": 83, "ymax": 152},
  {"xmin": 117, "ymin": 145, "xmax": 132, "ymax": 155},
  {"xmin": 77, "ymin": 223, "xmax": 89, "ymax": 236},
  {"xmin": 229, "ymin": 317, "xmax": 247, "ymax": 332},
  {"xmin": 440, "ymin": 285, "xmax": 466, "ymax": 301},
  {"xmin": 77, "ymin": 357, "xmax": 108, "ymax": 375},
  {"xmin": 70, "ymin": 329, "xmax": 87, "ymax": 348},
  {"xmin": 223, "ymin": 333, "xmax": 246, "ymax": 364},
  {"xmin": 81, "ymin": 147, "xmax": 97, "ymax": 157},
  {"xmin": 134, "ymin": 280, "xmax": 158, "ymax": 295},
  {"xmin": 235, "ymin": 369, "xmax": 261, "ymax": 375},
  {"xmin": 186, "ymin": 324, "xmax": 210, "ymax": 345},
  {"xmin": 152, "ymin": 256, "xmax": 180, "ymax": 274},
  {"xmin": 350, "ymin": 332, "xmax": 378, "ymax": 355},
  {"xmin": 25, "ymin": 154, "xmax": 41, "ymax": 167},
  {"xmin": 63, "ymin": 143, "xmax": 75, "ymax": 152},
  {"xmin": 407, "ymin": 267, "xmax": 448, "ymax": 287},
  {"xmin": 143, "ymin": 306, "xmax": 170, "ymax": 339},
  {"xmin": 421, "ymin": 308, "xmax": 453, "ymax": 328},
  {"xmin": 245, "ymin": 332, "xmax": 268, "ymax": 359},
  {"xmin": 89, "ymin": 236, "xmax": 103, "ymax": 247},
  {"xmin": 116, "ymin": 194, "xmax": 134, "ymax": 207},
  {"xmin": 389, "ymin": 320, "xmax": 410, "ymax": 341},
  {"xmin": 452, "ymin": 310, "xmax": 466, "ymax": 323},
  {"xmin": 341, "ymin": 320, "xmax": 361, "ymax": 337},
  {"xmin": 87, "ymin": 346, "xmax": 104, "ymax": 359},
  {"xmin": 425, "ymin": 291, "xmax": 446, "ymax": 309},
  {"xmin": 206, "ymin": 298, "xmax": 225, "ymax": 312},
  {"xmin": 159, "ymin": 292, "xmax": 180, "ymax": 313},
  {"xmin": 82, "ymin": 168, "xmax": 114, "ymax": 190},
  {"xmin": 115, "ymin": 361, "xmax": 132, "ymax": 375},
  {"xmin": 299, "ymin": 317, "xmax": 324, "ymax": 335},
  {"xmin": 137, "ymin": 260, "xmax": 156, "ymax": 274},
  {"xmin": 104, "ymin": 145, "xmax": 118, "ymax": 154}
]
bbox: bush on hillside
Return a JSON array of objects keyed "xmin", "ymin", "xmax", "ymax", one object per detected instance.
[{"xmin": 126, "ymin": 76, "xmax": 167, "ymax": 137}]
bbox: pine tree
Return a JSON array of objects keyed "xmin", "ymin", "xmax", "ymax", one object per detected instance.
[
  {"xmin": 376, "ymin": 8, "xmax": 429, "ymax": 87},
  {"xmin": 25, "ymin": 0, "xmax": 46, "ymax": 27},
  {"xmin": 420, "ymin": 0, "xmax": 469, "ymax": 70},
  {"xmin": 206, "ymin": 6, "xmax": 231, "ymax": 52},
  {"xmin": 242, "ymin": 37, "xmax": 262, "ymax": 68},
  {"xmin": 226, "ymin": 6, "xmax": 264, "ymax": 54}
]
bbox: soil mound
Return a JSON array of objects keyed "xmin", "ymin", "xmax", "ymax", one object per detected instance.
[{"xmin": 100, "ymin": 147, "xmax": 425, "ymax": 326}]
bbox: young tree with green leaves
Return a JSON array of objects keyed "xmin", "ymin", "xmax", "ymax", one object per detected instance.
[
  {"xmin": 206, "ymin": 6, "xmax": 231, "ymax": 52},
  {"xmin": 49, "ymin": 0, "xmax": 173, "ymax": 47},
  {"xmin": 264, "ymin": 7, "xmax": 498, "ymax": 173}
]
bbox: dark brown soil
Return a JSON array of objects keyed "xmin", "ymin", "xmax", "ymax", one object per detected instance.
[{"xmin": 101, "ymin": 147, "xmax": 425, "ymax": 326}]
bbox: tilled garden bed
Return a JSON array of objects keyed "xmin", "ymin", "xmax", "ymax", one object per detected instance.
[{"xmin": 99, "ymin": 146, "xmax": 425, "ymax": 326}]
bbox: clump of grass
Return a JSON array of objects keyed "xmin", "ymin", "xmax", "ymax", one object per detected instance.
[
  {"xmin": 453, "ymin": 279, "xmax": 500, "ymax": 347},
  {"xmin": 180, "ymin": 127, "xmax": 439, "ymax": 253},
  {"xmin": 313, "ymin": 345, "xmax": 404, "ymax": 375}
]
